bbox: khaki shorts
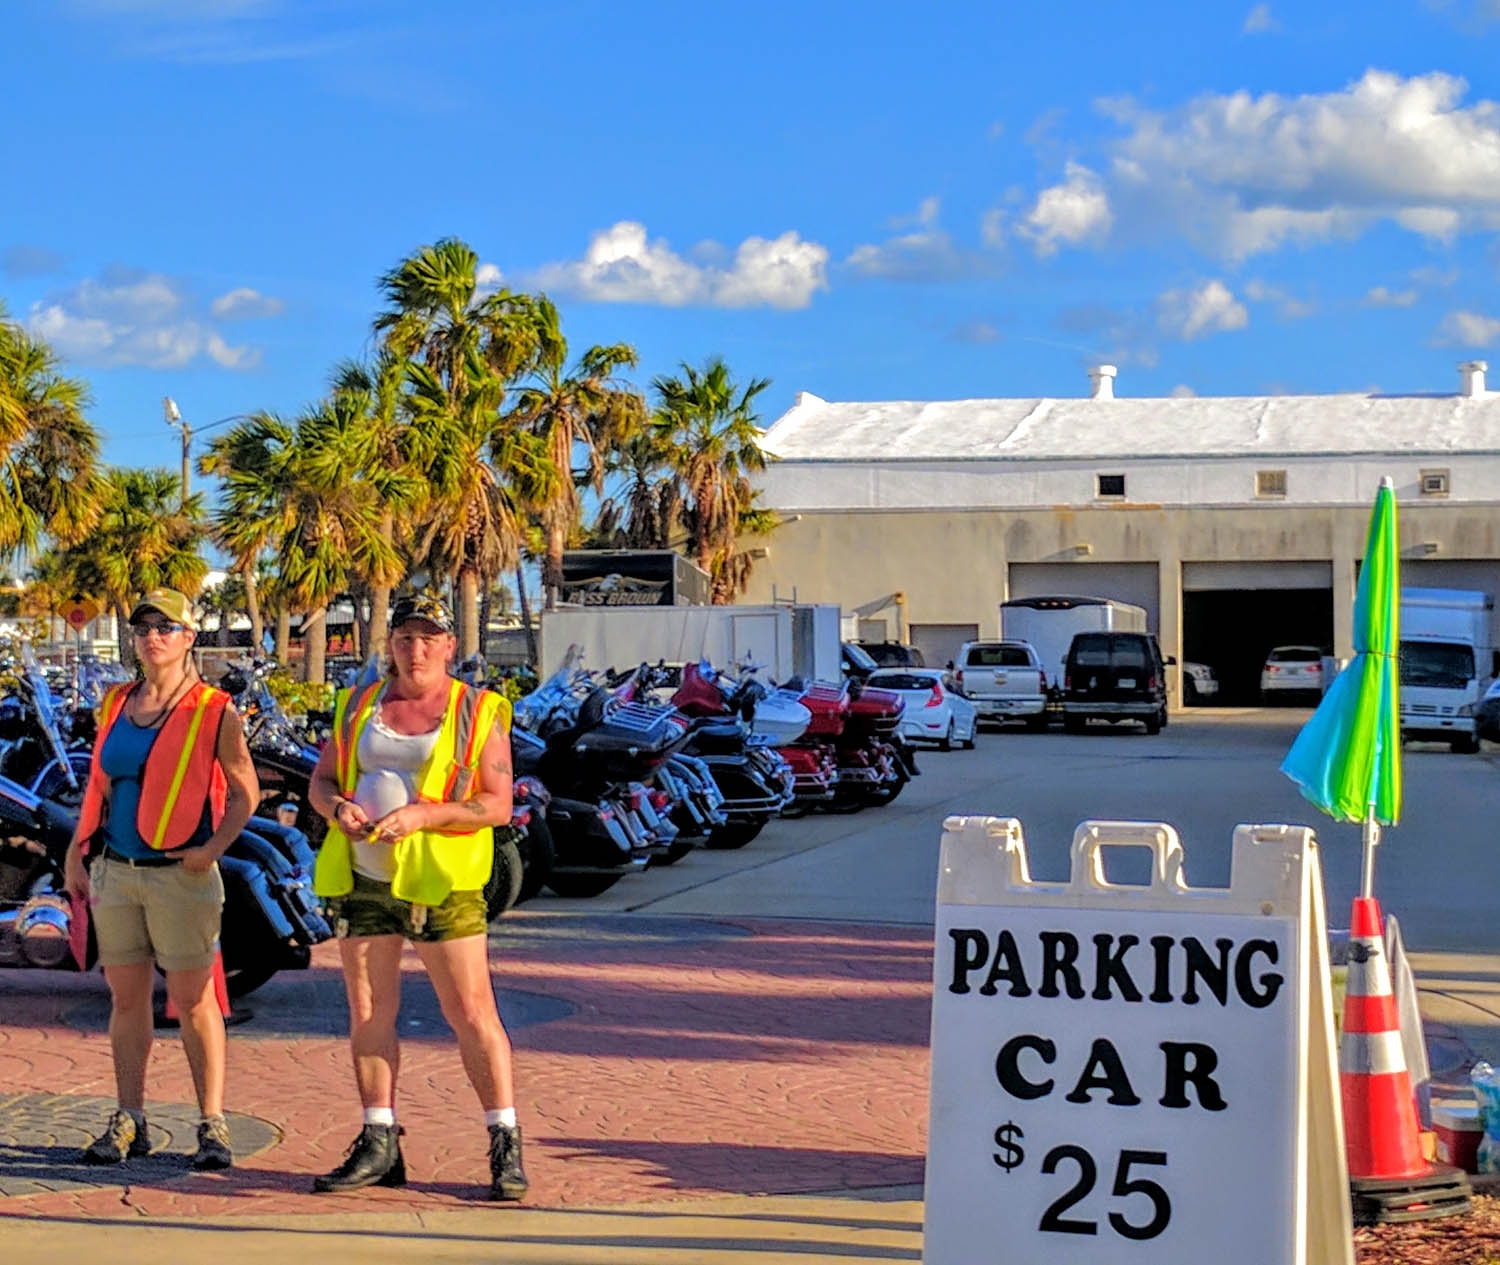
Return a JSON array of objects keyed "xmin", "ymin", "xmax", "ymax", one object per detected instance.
[
  {"xmin": 90, "ymin": 854, "xmax": 224, "ymax": 972},
  {"xmin": 328, "ymin": 872, "xmax": 487, "ymax": 943}
]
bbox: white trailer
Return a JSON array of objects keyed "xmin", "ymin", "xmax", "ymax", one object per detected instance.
[
  {"xmin": 998, "ymin": 596, "xmax": 1149, "ymax": 685},
  {"xmin": 539, "ymin": 604, "xmax": 841, "ymax": 682},
  {"xmin": 1399, "ymin": 587, "xmax": 1495, "ymax": 752}
]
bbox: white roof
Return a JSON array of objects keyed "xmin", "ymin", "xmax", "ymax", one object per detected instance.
[{"xmin": 760, "ymin": 390, "xmax": 1500, "ymax": 462}]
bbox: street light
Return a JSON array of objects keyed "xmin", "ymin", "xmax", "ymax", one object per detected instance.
[{"xmin": 163, "ymin": 396, "xmax": 190, "ymax": 507}]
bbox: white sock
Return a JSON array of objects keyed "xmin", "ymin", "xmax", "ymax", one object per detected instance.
[
  {"xmin": 485, "ymin": 1107, "xmax": 517, "ymax": 1129},
  {"xmin": 363, "ymin": 1107, "xmax": 396, "ymax": 1127}
]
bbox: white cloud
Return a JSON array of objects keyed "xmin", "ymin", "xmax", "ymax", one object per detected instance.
[
  {"xmin": 951, "ymin": 320, "xmax": 1002, "ymax": 345},
  {"xmin": 1365, "ymin": 285, "xmax": 1419, "ymax": 307},
  {"xmin": 210, "ymin": 286, "xmax": 284, "ymax": 318},
  {"xmin": 1170, "ymin": 384, "xmax": 1198, "ymax": 398},
  {"xmin": 1242, "ymin": 3, "xmax": 1278, "ymax": 33},
  {"xmin": 846, "ymin": 198, "xmax": 993, "ymax": 283},
  {"xmin": 980, "ymin": 208, "xmax": 1007, "ymax": 248},
  {"xmin": 1156, "ymin": 280, "xmax": 1249, "ymax": 340},
  {"xmin": 1018, "ymin": 162, "xmax": 1112, "ymax": 257},
  {"xmin": 1243, "ymin": 278, "xmax": 1315, "ymax": 319},
  {"xmin": 1100, "ymin": 70, "xmax": 1500, "ymax": 258},
  {"xmin": 528, "ymin": 221, "xmax": 828, "ymax": 310},
  {"xmin": 1410, "ymin": 265, "xmax": 1459, "ymax": 288},
  {"xmin": 27, "ymin": 268, "xmax": 260, "ymax": 370},
  {"xmin": 1437, "ymin": 309, "xmax": 1500, "ymax": 345}
]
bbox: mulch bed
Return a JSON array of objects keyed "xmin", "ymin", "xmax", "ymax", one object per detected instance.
[{"xmin": 1357, "ymin": 1194, "xmax": 1500, "ymax": 1264}]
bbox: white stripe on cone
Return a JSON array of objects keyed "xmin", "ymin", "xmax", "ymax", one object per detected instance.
[{"xmin": 1339, "ymin": 1029, "xmax": 1408, "ymax": 1077}]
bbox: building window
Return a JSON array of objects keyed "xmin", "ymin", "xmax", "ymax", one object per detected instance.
[
  {"xmin": 1420, "ymin": 469, "xmax": 1450, "ymax": 497},
  {"xmin": 1096, "ymin": 473, "xmax": 1126, "ymax": 499},
  {"xmin": 1256, "ymin": 469, "xmax": 1287, "ymax": 498}
]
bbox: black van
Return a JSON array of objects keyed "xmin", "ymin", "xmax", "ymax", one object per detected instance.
[{"xmin": 1061, "ymin": 632, "xmax": 1171, "ymax": 735}]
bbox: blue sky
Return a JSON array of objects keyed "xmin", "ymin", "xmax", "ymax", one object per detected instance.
[{"xmin": 7, "ymin": 0, "xmax": 1500, "ymax": 474}]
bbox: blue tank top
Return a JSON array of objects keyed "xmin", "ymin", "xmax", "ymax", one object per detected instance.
[{"xmin": 99, "ymin": 713, "xmax": 213, "ymax": 858}]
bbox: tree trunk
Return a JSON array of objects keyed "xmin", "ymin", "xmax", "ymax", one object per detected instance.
[
  {"xmin": 459, "ymin": 570, "xmax": 481, "ymax": 660},
  {"xmin": 115, "ymin": 601, "xmax": 134, "ymax": 669},
  {"xmin": 243, "ymin": 564, "xmax": 264, "ymax": 654},
  {"xmin": 544, "ymin": 520, "xmax": 566, "ymax": 611},
  {"xmin": 479, "ymin": 587, "xmax": 492, "ymax": 662},
  {"xmin": 515, "ymin": 561, "xmax": 538, "ymax": 667},
  {"xmin": 368, "ymin": 585, "xmax": 391, "ymax": 664},
  {"xmin": 275, "ymin": 608, "xmax": 291, "ymax": 665},
  {"xmin": 302, "ymin": 606, "xmax": 328, "ymax": 684}
]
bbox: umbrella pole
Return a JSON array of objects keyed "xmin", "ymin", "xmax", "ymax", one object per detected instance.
[{"xmin": 1360, "ymin": 808, "xmax": 1380, "ymax": 899}]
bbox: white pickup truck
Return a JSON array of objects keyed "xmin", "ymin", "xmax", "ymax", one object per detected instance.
[{"xmin": 951, "ymin": 640, "xmax": 1049, "ymax": 731}]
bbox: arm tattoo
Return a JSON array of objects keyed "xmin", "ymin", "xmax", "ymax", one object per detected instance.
[{"xmin": 463, "ymin": 800, "xmax": 487, "ymax": 817}]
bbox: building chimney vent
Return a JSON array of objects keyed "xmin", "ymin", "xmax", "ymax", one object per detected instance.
[
  {"xmin": 1088, "ymin": 364, "xmax": 1117, "ymax": 401},
  {"xmin": 1459, "ymin": 360, "xmax": 1488, "ymax": 398}
]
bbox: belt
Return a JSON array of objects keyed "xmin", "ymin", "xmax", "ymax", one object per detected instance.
[{"xmin": 100, "ymin": 845, "xmax": 183, "ymax": 869}]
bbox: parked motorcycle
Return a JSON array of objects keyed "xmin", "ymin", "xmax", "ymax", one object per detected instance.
[
  {"xmin": 217, "ymin": 659, "xmax": 325, "ymax": 843},
  {"xmin": 0, "ymin": 770, "xmax": 330, "ymax": 998}
]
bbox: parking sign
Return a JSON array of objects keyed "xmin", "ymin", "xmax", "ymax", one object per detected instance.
[{"xmin": 924, "ymin": 818, "xmax": 1353, "ymax": 1265}]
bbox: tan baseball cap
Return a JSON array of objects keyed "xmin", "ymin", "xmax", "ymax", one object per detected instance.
[{"xmin": 128, "ymin": 587, "xmax": 198, "ymax": 630}]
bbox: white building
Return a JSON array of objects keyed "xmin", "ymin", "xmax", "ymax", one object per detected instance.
[{"xmin": 743, "ymin": 363, "xmax": 1500, "ymax": 704}]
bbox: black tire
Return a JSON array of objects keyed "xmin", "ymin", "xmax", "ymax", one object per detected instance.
[
  {"xmin": 652, "ymin": 838, "xmax": 698, "ymax": 865},
  {"xmin": 33, "ymin": 755, "xmax": 92, "ymax": 809},
  {"xmin": 1452, "ymin": 733, "xmax": 1481, "ymax": 754},
  {"xmin": 939, "ymin": 722, "xmax": 954, "ymax": 752},
  {"xmin": 961, "ymin": 729, "xmax": 977, "ymax": 749},
  {"xmin": 1024, "ymin": 716, "xmax": 1049, "ymax": 733},
  {"xmin": 706, "ymin": 819, "xmax": 766, "ymax": 849},
  {"xmin": 865, "ymin": 778, "xmax": 905, "ymax": 807},
  {"xmin": 1144, "ymin": 712, "xmax": 1162, "ymax": 735},
  {"xmin": 545, "ymin": 871, "xmax": 625, "ymax": 899},
  {"xmin": 1160, "ymin": 706, "xmax": 1169, "ymax": 730},
  {"xmin": 219, "ymin": 950, "xmax": 284, "ymax": 1000},
  {"xmin": 1063, "ymin": 715, "xmax": 1086, "ymax": 734},
  {"xmin": 515, "ymin": 814, "xmax": 554, "ymax": 905},
  {"xmin": 484, "ymin": 830, "xmax": 525, "ymax": 921},
  {"xmin": 780, "ymin": 801, "xmax": 815, "ymax": 819},
  {"xmin": 819, "ymin": 793, "xmax": 867, "ymax": 815}
]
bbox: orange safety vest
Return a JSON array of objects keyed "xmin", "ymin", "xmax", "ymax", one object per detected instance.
[{"xmin": 76, "ymin": 681, "xmax": 230, "ymax": 853}]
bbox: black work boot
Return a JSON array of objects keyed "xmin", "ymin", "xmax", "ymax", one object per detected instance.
[
  {"xmin": 81, "ymin": 1109, "xmax": 151, "ymax": 1164},
  {"xmin": 488, "ymin": 1123, "xmax": 529, "ymax": 1201},
  {"xmin": 312, "ymin": 1124, "xmax": 406, "ymax": 1192}
]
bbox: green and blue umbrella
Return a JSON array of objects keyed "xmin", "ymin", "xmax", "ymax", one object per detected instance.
[{"xmin": 1281, "ymin": 477, "xmax": 1402, "ymax": 860}]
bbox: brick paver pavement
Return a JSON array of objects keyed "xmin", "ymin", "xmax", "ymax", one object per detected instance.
[{"xmin": 0, "ymin": 912, "xmax": 932, "ymax": 1220}]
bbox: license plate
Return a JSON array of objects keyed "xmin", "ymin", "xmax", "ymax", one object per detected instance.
[{"xmin": 1117, "ymin": 677, "xmax": 1136, "ymax": 689}]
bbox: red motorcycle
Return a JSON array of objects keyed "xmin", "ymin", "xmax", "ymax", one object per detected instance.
[{"xmin": 783, "ymin": 678, "xmax": 908, "ymax": 814}]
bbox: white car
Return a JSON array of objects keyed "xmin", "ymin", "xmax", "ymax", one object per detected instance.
[
  {"xmin": 867, "ymin": 668, "xmax": 978, "ymax": 750},
  {"xmin": 1182, "ymin": 661, "xmax": 1219, "ymax": 703},
  {"xmin": 1260, "ymin": 646, "xmax": 1325, "ymax": 702}
]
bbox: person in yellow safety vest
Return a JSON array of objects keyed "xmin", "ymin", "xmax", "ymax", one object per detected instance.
[
  {"xmin": 62, "ymin": 587, "xmax": 259, "ymax": 1172},
  {"xmin": 306, "ymin": 591, "xmax": 528, "ymax": 1200}
]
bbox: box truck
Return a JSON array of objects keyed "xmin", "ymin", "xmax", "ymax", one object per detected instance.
[
  {"xmin": 1399, "ymin": 588, "xmax": 1495, "ymax": 753},
  {"xmin": 539, "ymin": 604, "xmax": 842, "ymax": 683},
  {"xmin": 998, "ymin": 596, "xmax": 1149, "ymax": 688}
]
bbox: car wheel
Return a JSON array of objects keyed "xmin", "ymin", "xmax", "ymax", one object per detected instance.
[
  {"xmin": 1159, "ymin": 706, "xmax": 1169, "ymax": 730},
  {"xmin": 1024, "ymin": 715, "xmax": 1049, "ymax": 733},
  {"xmin": 1063, "ymin": 715, "xmax": 1085, "ymax": 734},
  {"xmin": 1144, "ymin": 713, "xmax": 1161, "ymax": 735},
  {"xmin": 1451, "ymin": 733, "xmax": 1481, "ymax": 755},
  {"xmin": 961, "ymin": 723, "xmax": 977, "ymax": 750},
  {"xmin": 939, "ymin": 722, "xmax": 954, "ymax": 752}
]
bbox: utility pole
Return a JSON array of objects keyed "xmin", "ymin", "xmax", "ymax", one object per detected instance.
[{"xmin": 163, "ymin": 396, "xmax": 190, "ymax": 507}]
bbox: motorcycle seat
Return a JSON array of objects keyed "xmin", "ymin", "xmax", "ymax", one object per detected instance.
[{"xmin": 688, "ymin": 720, "xmax": 745, "ymax": 753}]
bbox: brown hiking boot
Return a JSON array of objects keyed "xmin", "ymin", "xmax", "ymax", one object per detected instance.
[{"xmin": 81, "ymin": 1110, "xmax": 151, "ymax": 1165}]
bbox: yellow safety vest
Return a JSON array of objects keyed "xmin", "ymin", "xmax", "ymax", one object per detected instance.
[{"xmin": 313, "ymin": 678, "xmax": 510, "ymax": 906}]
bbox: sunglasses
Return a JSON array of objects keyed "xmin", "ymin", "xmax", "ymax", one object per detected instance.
[{"xmin": 131, "ymin": 620, "xmax": 188, "ymax": 638}]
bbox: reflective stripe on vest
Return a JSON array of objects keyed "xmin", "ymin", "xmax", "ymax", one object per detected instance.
[
  {"xmin": 152, "ymin": 686, "xmax": 218, "ymax": 850},
  {"xmin": 334, "ymin": 682, "xmax": 385, "ymax": 796},
  {"xmin": 335, "ymin": 680, "xmax": 496, "ymax": 803}
]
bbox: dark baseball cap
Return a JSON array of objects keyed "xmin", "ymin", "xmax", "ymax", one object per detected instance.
[{"xmin": 391, "ymin": 591, "xmax": 453, "ymax": 633}]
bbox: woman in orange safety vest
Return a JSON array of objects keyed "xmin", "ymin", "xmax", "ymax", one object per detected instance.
[{"xmin": 62, "ymin": 588, "xmax": 259, "ymax": 1172}]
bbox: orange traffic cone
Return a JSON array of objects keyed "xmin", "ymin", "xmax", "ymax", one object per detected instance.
[
  {"xmin": 1342, "ymin": 896, "xmax": 1470, "ymax": 1224},
  {"xmin": 164, "ymin": 949, "xmax": 232, "ymax": 1022},
  {"xmin": 1342, "ymin": 896, "xmax": 1425, "ymax": 1178}
]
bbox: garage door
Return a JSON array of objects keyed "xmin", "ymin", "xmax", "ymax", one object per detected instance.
[
  {"xmin": 1399, "ymin": 560, "xmax": 1500, "ymax": 648},
  {"xmin": 1181, "ymin": 561, "xmax": 1333, "ymax": 706},
  {"xmin": 1008, "ymin": 563, "xmax": 1160, "ymax": 633},
  {"xmin": 910, "ymin": 623, "xmax": 980, "ymax": 670},
  {"xmin": 1182, "ymin": 561, "xmax": 1332, "ymax": 590}
]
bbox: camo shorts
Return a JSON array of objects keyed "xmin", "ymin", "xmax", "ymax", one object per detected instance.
[{"xmin": 327, "ymin": 871, "xmax": 487, "ymax": 943}]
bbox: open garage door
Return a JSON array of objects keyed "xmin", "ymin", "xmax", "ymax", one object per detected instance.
[
  {"xmin": 1007, "ymin": 563, "xmax": 1160, "ymax": 632},
  {"xmin": 1182, "ymin": 562, "xmax": 1332, "ymax": 706},
  {"xmin": 910, "ymin": 623, "xmax": 980, "ymax": 669}
]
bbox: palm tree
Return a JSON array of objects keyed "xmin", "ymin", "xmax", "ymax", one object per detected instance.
[
  {"xmin": 595, "ymin": 425, "xmax": 681, "ymax": 550},
  {"xmin": 277, "ymin": 396, "xmax": 408, "ymax": 684},
  {"xmin": 375, "ymin": 238, "xmax": 547, "ymax": 656},
  {"xmin": 502, "ymin": 296, "xmax": 643, "ymax": 606},
  {"xmin": 0, "ymin": 305, "xmax": 102, "ymax": 563},
  {"xmin": 199, "ymin": 410, "xmax": 295, "ymax": 654},
  {"xmin": 651, "ymin": 357, "xmax": 772, "ymax": 602},
  {"xmin": 48, "ymin": 468, "xmax": 209, "ymax": 664}
]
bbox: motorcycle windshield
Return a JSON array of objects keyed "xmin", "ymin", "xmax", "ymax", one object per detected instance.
[
  {"xmin": 514, "ymin": 646, "xmax": 584, "ymax": 731},
  {"xmin": 22, "ymin": 643, "xmax": 76, "ymax": 787}
]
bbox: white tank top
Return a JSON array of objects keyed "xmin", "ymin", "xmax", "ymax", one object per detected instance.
[{"xmin": 350, "ymin": 704, "xmax": 441, "ymax": 882}]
